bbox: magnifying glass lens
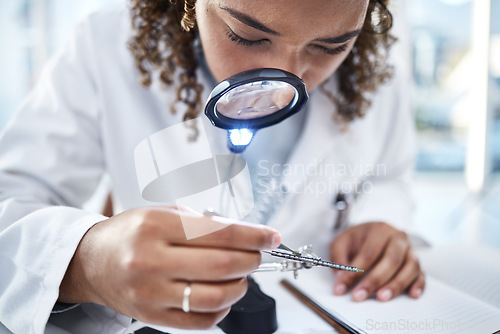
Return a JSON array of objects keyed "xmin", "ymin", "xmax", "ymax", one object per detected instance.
[
  {"xmin": 205, "ymin": 68, "xmax": 308, "ymax": 153},
  {"xmin": 216, "ymin": 81, "xmax": 296, "ymax": 120}
]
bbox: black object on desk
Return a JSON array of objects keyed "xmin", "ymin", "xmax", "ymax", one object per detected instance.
[{"xmin": 218, "ymin": 276, "xmax": 278, "ymax": 334}]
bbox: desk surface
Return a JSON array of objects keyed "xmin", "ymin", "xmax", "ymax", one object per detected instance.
[
  {"xmin": 146, "ymin": 270, "xmax": 336, "ymax": 334},
  {"xmin": 139, "ymin": 244, "xmax": 500, "ymax": 334}
]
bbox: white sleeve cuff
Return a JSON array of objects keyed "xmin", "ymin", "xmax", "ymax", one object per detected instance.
[{"xmin": 0, "ymin": 206, "xmax": 107, "ymax": 334}]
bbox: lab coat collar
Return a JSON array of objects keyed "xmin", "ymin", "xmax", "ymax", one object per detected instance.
[{"xmin": 280, "ymin": 78, "xmax": 343, "ymax": 191}]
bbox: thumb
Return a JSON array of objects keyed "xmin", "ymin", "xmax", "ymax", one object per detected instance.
[
  {"xmin": 330, "ymin": 233, "xmax": 351, "ymax": 265},
  {"xmin": 330, "ymin": 233, "xmax": 353, "ymax": 296}
]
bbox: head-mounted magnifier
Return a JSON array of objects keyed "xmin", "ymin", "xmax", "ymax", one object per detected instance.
[{"xmin": 205, "ymin": 68, "xmax": 308, "ymax": 153}]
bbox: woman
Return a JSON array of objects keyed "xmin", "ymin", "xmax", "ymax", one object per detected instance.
[{"xmin": 0, "ymin": 0, "xmax": 425, "ymax": 332}]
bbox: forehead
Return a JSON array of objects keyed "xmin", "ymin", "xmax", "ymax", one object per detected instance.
[{"xmin": 214, "ymin": 0, "xmax": 369, "ymax": 37}]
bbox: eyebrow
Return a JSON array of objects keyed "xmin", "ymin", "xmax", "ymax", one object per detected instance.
[
  {"xmin": 219, "ymin": 5, "xmax": 362, "ymax": 45},
  {"xmin": 314, "ymin": 30, "xmax": 362, "ymax": 44},
  {"xmin": 219, "ymin": 6, "xmax": 281, "ymax": 36}
]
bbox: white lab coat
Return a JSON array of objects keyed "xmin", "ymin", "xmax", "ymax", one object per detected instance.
[{"xmin": 0, "ymin": 2, "xmax": 416, "ymax": 333}]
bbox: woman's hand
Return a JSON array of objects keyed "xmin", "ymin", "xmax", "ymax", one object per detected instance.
[
  {"xmin": 329, "ymin": 222, "xmax": 425, "ymax": 302},
  {"xmin": 59, "ymin": 206, "xmax": 281, "ymax": 330}
]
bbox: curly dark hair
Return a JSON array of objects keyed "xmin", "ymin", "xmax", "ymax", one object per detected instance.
[{"xmin": 128, "ymin": 0, "xmax": 396, "ymax": 125}]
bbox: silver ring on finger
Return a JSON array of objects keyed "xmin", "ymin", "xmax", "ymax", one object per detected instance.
[{"xmin": 182, "ymin": 283, "xmax": 192, "ymax": 313}]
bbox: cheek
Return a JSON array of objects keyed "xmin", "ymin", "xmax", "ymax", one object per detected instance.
[
  {"xmin": 196, "ymin": 6, "xmax": 257, "ymax": 82},
  {"xmin": 199, "ymin": 24, "xmax": 261, "ymax": 82},
  {"xmin": 204, "ymin": 46, "xmax": 349, "ymax": 90},
  {"xmin": 203, "ymin": 43, "xmax": 260, "ymax": 82},
  {"xmin": 302, "ymin": 56, "xmax": 346, "ymax": 92},
  {"xmin": 303, "ymin": 43, "xmax": 355, "ymax": 92}
]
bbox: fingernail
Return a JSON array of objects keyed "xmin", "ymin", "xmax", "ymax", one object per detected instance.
[
  {"xmin": 271, "ymin": 233, "xmax": 281, "ymax": 249},
  {"xmin": 413, "ymin": 287, "xmax": 422, "ymax": 298},
  {"xmin": 353, "ymin": 288, "xmax": 368, "ymax": 301},
  {"xmin": 378, "ymin": 289, "xmax": 392, "ymax": 302},
  {"xmin": 334, "ymin": 283, "xmax": 347, "ymax": 295}
]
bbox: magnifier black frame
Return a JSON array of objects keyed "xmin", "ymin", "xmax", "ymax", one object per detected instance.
[{"xmin": 205, "ymin": 68, "xmax": 308, "ymax": 131}]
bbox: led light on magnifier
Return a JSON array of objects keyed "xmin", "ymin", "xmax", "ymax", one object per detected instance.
[
  {"xmin": 205, "ymin": 68, "xmax": 308, "ymax": 154},
  {"xmin": 228, "ymin": 129, "xmax": 254, "ymax": 152}
]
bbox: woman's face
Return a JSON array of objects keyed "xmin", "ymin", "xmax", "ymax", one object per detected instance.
[{"xmin": 196, "ymin": 0, "xmax": 369, "ymax": 92}]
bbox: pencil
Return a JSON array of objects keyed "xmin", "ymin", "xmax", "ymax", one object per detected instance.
[{"xmin": 280, "ymin": 279, "xmax": 360, "ymax": 334}]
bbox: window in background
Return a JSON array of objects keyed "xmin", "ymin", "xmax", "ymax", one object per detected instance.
[
  {"xmin": 403, "ymin": 0, "xmax": 500, "ymax": 248},
  {"xmin": 405, "ymin": 0, "xmax": 499, "ymax": 175},
  {"xmin": 404, "ymin": 0, "xmax": 474, "ymax": 172},
  {"xmin": 0, "ymin": 0, "xmax": 118, "ymax": 129},
  {"xmin": 490, "ymin": 0, "xmax": 500, "ymax": 171}
]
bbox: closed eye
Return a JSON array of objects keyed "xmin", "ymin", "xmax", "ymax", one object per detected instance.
[
  {"xmin": 313, "ymin": 44, "xmax": 348, "ymax": 55},
  {"xmin": 226, "ymin": 27, "xmax": 269, "ymax": 47}
]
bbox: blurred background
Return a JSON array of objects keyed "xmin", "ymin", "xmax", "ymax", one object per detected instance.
[{"xmin": 0, "ymin": 0, "xmax": 498, "ymax": 247}]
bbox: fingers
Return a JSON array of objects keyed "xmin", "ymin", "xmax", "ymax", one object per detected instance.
[
  {"xmin": 182, "ymin": 278, "xmax": 248, "ymax": 312},
  {"xmin": 351, "ymin": 233, "xmax": 409, "ymax": 301},
  {"xmin": 148, "ymin": 278, "xmax": 248, "ymax": 312},
  {"xmin": 162, "ymin": 308, "xmax": 232, "ymax": 330},
  {"xmin": 138, "ymin": 306, "xmax": 232, "ymax": 330},
  {"xmin": 332, "ymin": 226, "xmax": 392, "ymax": 296},
  {"xmin": 132, "ymin": 279, "xmax": 247, "ymax": 330},
  {"xmin": 409, "ymin": 268, "xmax": 426, "ymax": 299},
  {"xmin": 82, "ymin": 206, "xmax": 278, "ymax": 331},
  {"xmin": 373, "ymin": 251, "xmax": 424, "ymax": 301},
  {"xmin": 330, "ymin": 231, "xmax": 357, "ymax": 296},
  {"xmin": 173, "ymin": 215, "xmax": 282, "ymax": 251},
  {"xmin": 163, "ymin": 246, "xmax": 262, "ymax": 281},
  {"xmin": 136, "ymin": 207, "xmax": 281, "ymax": 251},
  {"xmin": 330, "ymin": 223, "xmax": 426, "ymax": 302},
  {"xmin": 329, "ymin": 229, "xmax": 353, "ymax": 266}
]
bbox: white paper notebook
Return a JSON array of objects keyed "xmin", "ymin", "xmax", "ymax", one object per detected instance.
[{"xmin": 288, "ymin": 245, "xmax": 500, "ymax": 334}]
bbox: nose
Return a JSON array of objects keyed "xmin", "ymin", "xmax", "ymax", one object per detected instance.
[{"xmin": 265, "ymin": 51, "xmax": 308, "ymax": 83}]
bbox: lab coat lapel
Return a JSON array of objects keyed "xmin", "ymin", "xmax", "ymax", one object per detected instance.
[
  {"xmin": 268, "ymin": 82, "xmax": 345, "ymax": 248},
  {"xmin": 281, "ymin": 83, "xmax": 343, "ymax": 194}
]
